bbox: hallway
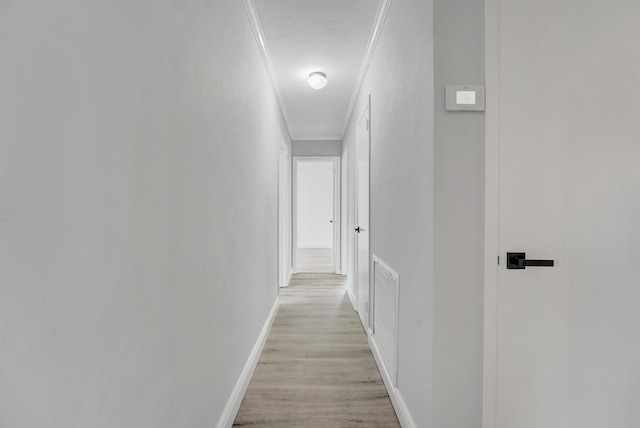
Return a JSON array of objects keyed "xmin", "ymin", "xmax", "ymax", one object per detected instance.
[
  {"xmin": 3, "ymin": 0, "xmax": 639, "ymax": 427},
  {"xmin": 234, "ymin": 274, "xmax": 400, "ymax": 427}
]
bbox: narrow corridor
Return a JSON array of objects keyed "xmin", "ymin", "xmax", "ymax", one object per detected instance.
[{"xmin": 234, "ymin": 274, "xmax": 400, "ymax": 427}]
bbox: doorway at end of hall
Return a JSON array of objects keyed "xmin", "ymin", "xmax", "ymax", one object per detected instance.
[{"xmin": 293, "ymin": 157, "xmax": 341, "ymax": 274}]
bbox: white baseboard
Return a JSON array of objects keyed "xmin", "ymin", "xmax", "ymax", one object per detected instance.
[
  {"xmin": 369, "ymin": 336, "xmax": 417, "ymax": 428},
  {"xmin": 217, "ymin": 297, "xmax": 279, "ymax": 428}
]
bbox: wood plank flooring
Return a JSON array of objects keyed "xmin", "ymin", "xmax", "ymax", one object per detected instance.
[
  {"xmin": 233, "ymin": 274, "xmax": 400, "ymax": 427},
  {"xmin": 297, "ymin": 248, "xmax": 333, "ymax": 273}
]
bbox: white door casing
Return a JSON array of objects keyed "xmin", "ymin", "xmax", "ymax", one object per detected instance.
[
  {"xmin": 332, "ymin": 159, "xmax": 341, "ymax": 273},
  {"xmin": 341, "ymin": 145, "xmax": 349, "ymax": 276},
  {"xmin": 485, "ymin": 1, "xmax": 640, "ymax": 427},
  {"xmin": 355, "ymin": 103, "xmax": 371, "ymax": 331},
  {"xmin": 278, "ymin": 144, "xmax": 292, "ymax": 287}
]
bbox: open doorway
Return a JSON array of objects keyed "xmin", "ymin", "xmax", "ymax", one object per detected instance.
[{"xmin": 293, "ymin": 157, "xmax": 341, "ymax": 273}]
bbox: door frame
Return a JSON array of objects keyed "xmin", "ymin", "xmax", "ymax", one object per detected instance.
[
  {"xmin": 278, "ymin": 143, "xmax": 293, "ymax": 288},
  {"xmin": 341, "ymin": 145, "xmax": 349, "ymax": 277},
  {"xmin": 292, "ymin": 156, "xmax": 342, "ymax": 274},
  {"xmin": 483, "ymin": 0, "xmax": 502, "ymax": 426}
]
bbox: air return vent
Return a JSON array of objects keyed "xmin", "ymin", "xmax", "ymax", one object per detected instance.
[{"xmin": 372, "ymin": 255, "xmax": 399, "ymax": 387}]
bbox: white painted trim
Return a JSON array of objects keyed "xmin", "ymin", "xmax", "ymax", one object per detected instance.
[
  {"xmin": 278, "ymin": 143, "xmax": 292, "ymax": 289},
  {"xmin": 292, "ymin": 156, "xmax": 342, "ymax": 273},
  {"xmin": 369, "ymin": 336, "xmax": 416, "ymax": 428},
  {"xmin": 332, "ymin": 158, "xmax": 342, "ymax": 273},
  {"xmin": 217, "ymin": 297, "xmax": 280, "ymax": 428},
  {"xmin": 286, "ymin": 267, "xmax": 294, "ymax": 287},
  {"xmin": 340, "ymin": 0, "xmax": 392, "ymax": 139},
  {"xmin": 347, "ymin": 283, "xmax": 357, "ymax": 310},
  {"xmin": 482, "ymin": 0, "xmax": 500, "ymax": 426},
  {"xmin": 340, "ymin": 144, "xmax": 349, "ymax": 276},
  {"xmin": 292, "ymin": 158, "xmax": 299, "ymax": 274},
  {"xmin": 242, "ymin": 0, "xmax": 293, "ymax": 140}
]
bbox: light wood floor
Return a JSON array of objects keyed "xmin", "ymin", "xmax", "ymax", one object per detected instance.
[
  {"xmin": 297, "ymin": 248, "xmax": 333, "ymax": 273},
  {"xmin": 234, "ymin": 273, "xmax": 400, "ymax": 427}
]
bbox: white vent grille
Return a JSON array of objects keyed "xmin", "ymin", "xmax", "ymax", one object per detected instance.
[{"xmin": 372, "ymin": 255, "xmax": 399, "ymax": 387}]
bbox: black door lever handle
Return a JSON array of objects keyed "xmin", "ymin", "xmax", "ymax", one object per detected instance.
[
  {"xmin": 355, "ymin": 227, "xmax": 361, "ymax": 233},
  {"xmin": 507, "ymin": 252, "xmax": 554, "ymax": 269}
]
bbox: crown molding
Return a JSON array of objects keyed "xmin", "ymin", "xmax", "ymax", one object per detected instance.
[
  {"xmin": 340, "ymin": 0, "xmax": 392, "ymax": 139},
  {"xmin": 242, "ymin": 0, "xmax": 293, "ymax": 140}
]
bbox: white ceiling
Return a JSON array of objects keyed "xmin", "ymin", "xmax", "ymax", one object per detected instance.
[{"xmin": 252, "ymin": 0, "xmax": 381, "ymax": 141}]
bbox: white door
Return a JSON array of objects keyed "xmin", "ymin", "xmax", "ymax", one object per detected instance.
[
  {"xmin": 355, "ymin": 105, "xmax": 370, "ymax": 329},
  {"xmin": 490, "ymin": 1, "xmax": 640, "ymax": 427}
]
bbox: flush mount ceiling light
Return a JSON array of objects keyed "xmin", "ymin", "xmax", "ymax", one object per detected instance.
[{"xmin": 308, "ymin": 71, "xmax": 328, "ymax": 90}]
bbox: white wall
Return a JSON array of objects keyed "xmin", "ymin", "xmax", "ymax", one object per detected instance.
[
  {"xmin": 432, "ymin": 0, "xmax": 485, "ymax": 426},
  {"xmin": 0, "ymin": 1, "xmax": 289, "ymax": 427},
  {"xmin": 292, "ymin": 140, "xmax": 343, "ymax": 157},
  {"xmin": 296, "ymin": 161, "xmax": 334, "ymax": 248},
  {"xmin": 343, "ymin": 0, "xmax": 435, "ymax": 426}
]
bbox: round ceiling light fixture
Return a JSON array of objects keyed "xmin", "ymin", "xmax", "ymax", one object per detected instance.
[{"xmin": 307, "ymin": 71, "xmax": 328, "ymax": 90}]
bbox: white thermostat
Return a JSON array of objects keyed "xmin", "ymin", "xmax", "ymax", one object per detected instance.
[{"xmin": 446, "ymin": 85, "xmax": 485, "ymax": 111}]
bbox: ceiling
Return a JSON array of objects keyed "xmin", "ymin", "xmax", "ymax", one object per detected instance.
[{"xmin": 251, "ymin": 0, "xmax": 381, "ymax": 141}]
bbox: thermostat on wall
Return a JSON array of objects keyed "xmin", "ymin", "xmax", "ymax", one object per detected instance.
[{"xmin": 445, "ymin": 85, "xmax": 485, "ymax": 111}]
